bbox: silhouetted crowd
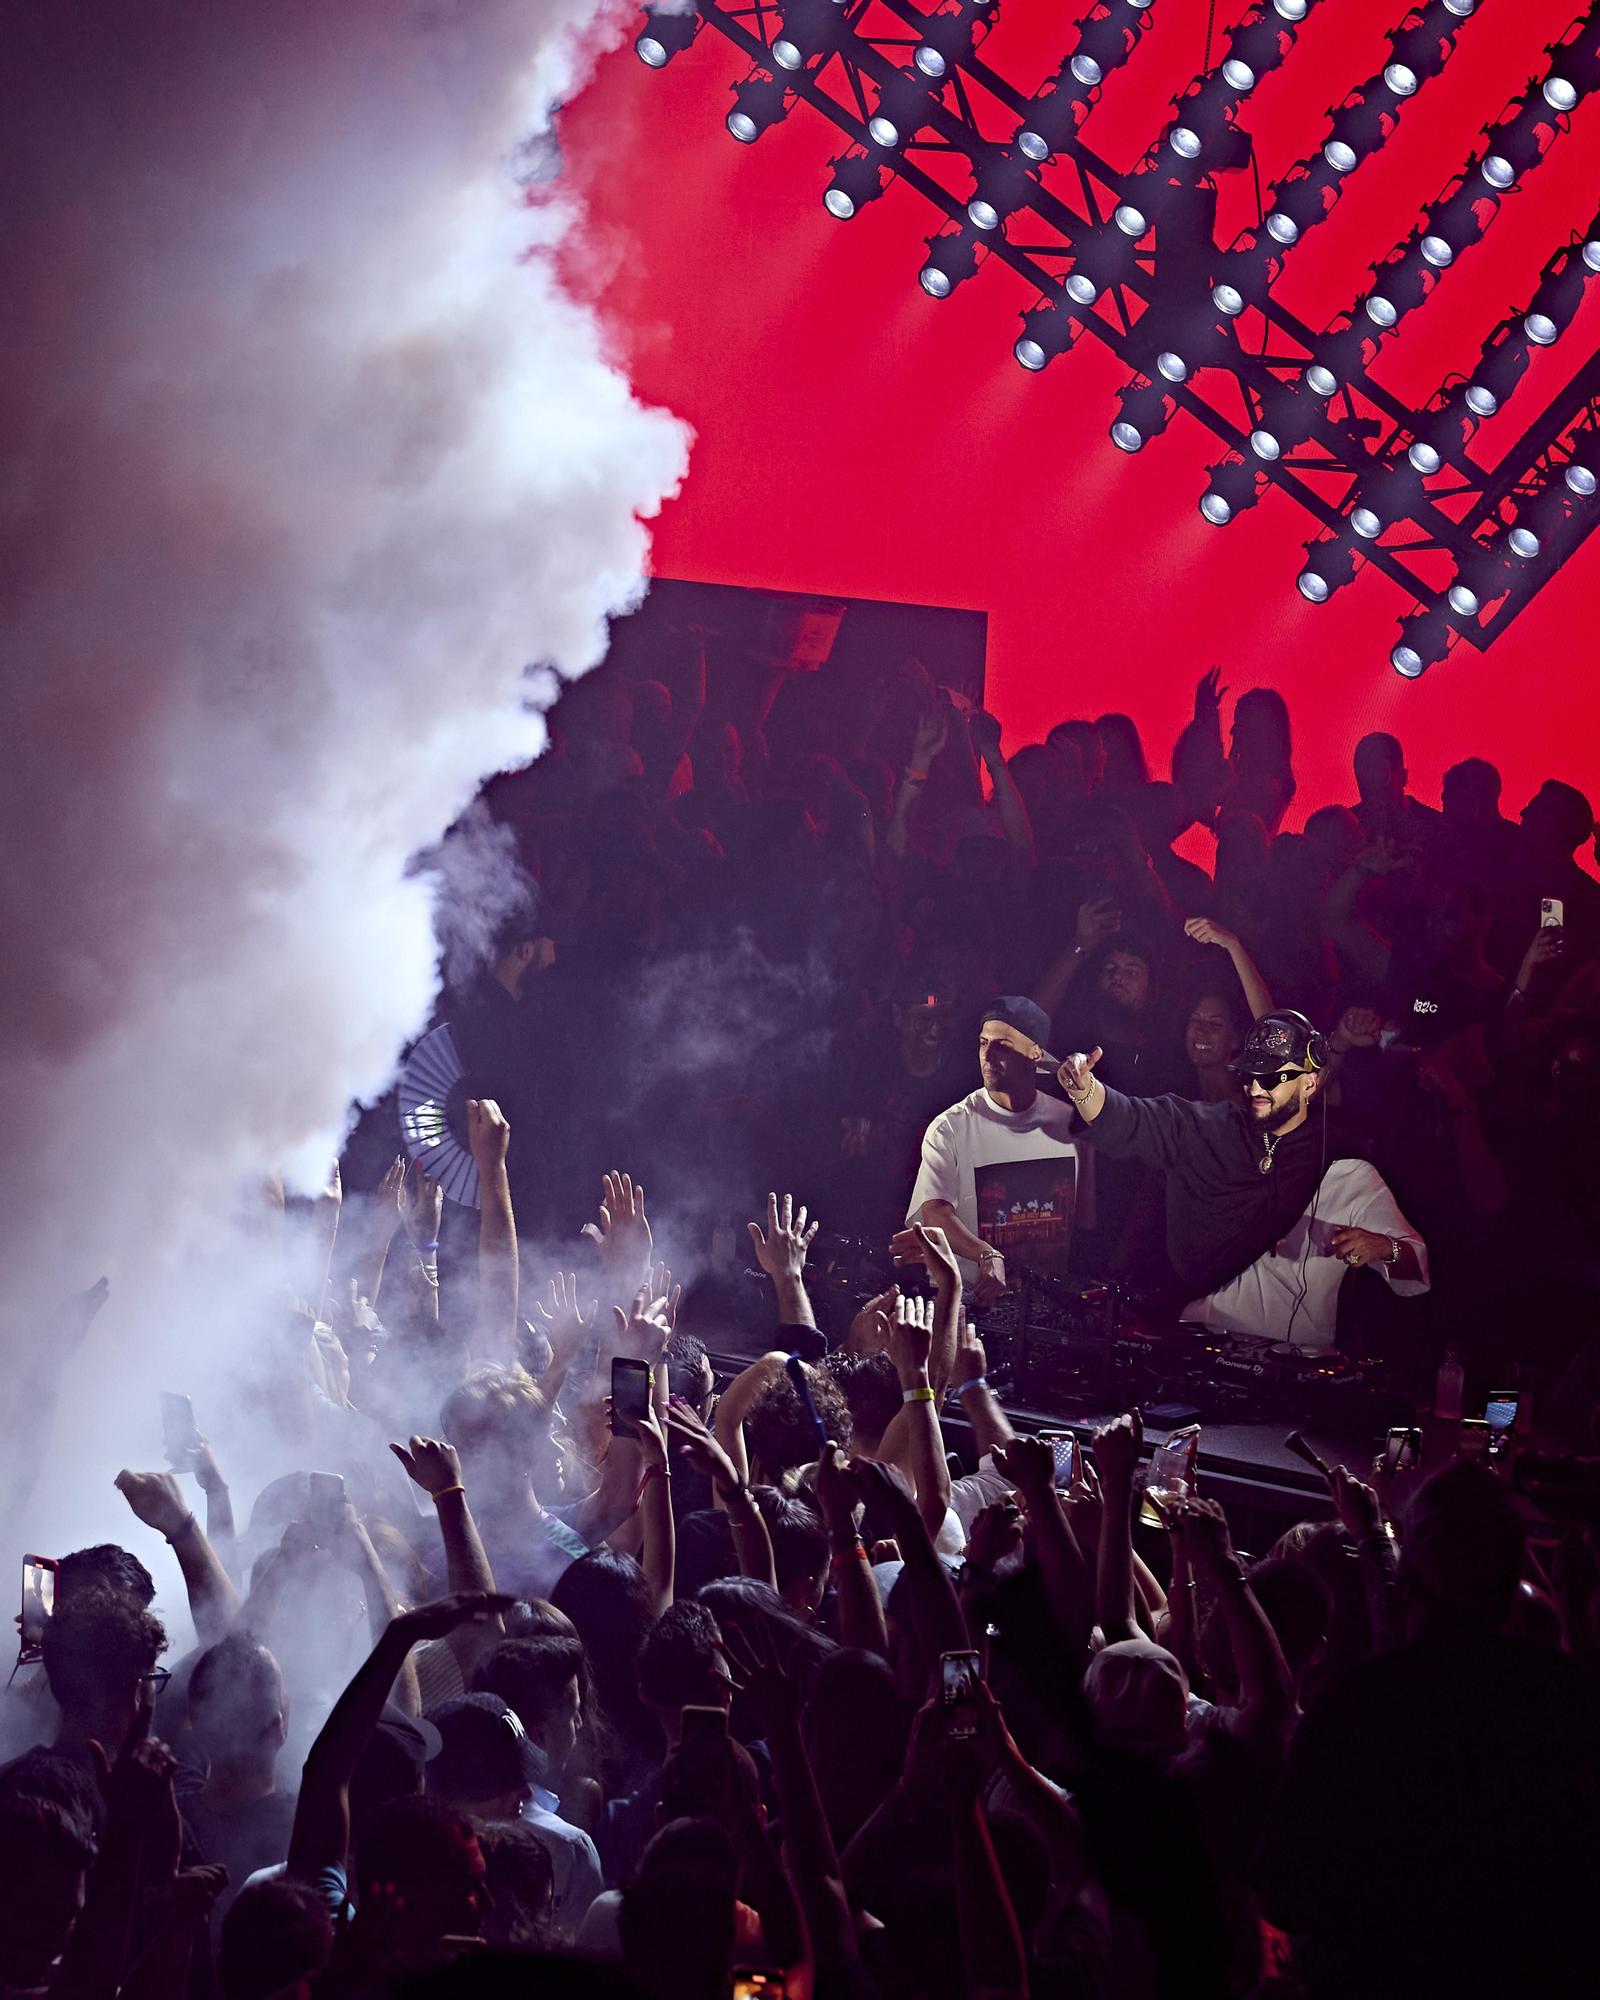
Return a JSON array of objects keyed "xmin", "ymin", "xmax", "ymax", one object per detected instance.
[{"xmin": 5, "ymin": 632, "xmax": 1600, "ymax": 2000}]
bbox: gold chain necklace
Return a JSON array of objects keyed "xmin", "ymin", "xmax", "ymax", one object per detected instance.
[{"xmin": 1258, "ymin": 1131, "xmax": 1283, "ymax": 1176}]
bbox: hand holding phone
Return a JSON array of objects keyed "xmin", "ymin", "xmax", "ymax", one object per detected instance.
[
  {"xmin": 1038, "ymin": 1432, "xmax": 1076, "ymax": 1489},
  {"xmin": 160, "ymin": 1392, "xmax": 200, "ymax": 1464},
  {"xmin": 308, "ymin": 1470, "xmax": 346, "ymax": 1538},
  {"xmin": 939, "ymin": 1649, "xmax": 982, "ymax": 1740},
  {"xmin": 611, "ymin": 1357, "xmax": 652, "ymax": 1437},
  {"xmin": 19, "ymin": 1557, "xmax": 57, "ymax": 1665}
]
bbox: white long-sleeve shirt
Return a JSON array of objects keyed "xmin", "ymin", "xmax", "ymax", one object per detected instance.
[{"xmin": 1182, "ymin": 1156, "xmax": 1428, "ymax": 1352}]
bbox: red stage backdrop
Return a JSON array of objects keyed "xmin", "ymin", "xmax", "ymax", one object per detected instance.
[{"xmin": 563, "ymin": 0, "xmax": 1600, "ymax": 842}]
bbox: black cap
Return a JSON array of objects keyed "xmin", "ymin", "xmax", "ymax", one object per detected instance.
[
  {"xmin": 981, "ymin": 995, "xmax": 1052, "ymax": 1051},
  {"xmin": 1228, "ymin": 1012, "xmax": 1321, "ymax": 1079},
  {"xmin": 425, "ymin": 1693, "xmax": 537, "ymax": 1806}
]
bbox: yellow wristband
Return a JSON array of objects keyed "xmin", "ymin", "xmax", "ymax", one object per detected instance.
[{"xmin": 901, "ymin": 1385, "xmax": 936, "ymax": 1404}]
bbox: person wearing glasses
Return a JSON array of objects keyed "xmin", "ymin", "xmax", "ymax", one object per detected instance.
[
  {"xmin": 1059, "ymin": 1011, "xmax": 1427, "ymax": 1351},
  {"xmin": 30, "ymin": 1586, "xmax": 168, "ymax": 1777}
]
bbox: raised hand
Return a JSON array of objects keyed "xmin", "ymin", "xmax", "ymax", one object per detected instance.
[
  {"xmin": 813, "ymin": 1439, "xmax": 859, "ymax": 1530},
  {"xmin": 400, "ymin": 1157, "xmax": 443, "ymax": 1248},
  {"xmin": 650, "ymin": 1262, "xmax": 682, "ymax": 1331},
  {"xmin": 888, "ymin": 1292, "xmax": 933, "ymax": 1381},
  {"xmin": 532, "ymin": 1270, "xmax": 598, "ymax": 1354},
  {"xmin": 1194, "ymin": 667, "xmax": 1228, "ymax": 720},
  {"xmin": 1326, "ymin": 1462, "xmax": 1384, "ymax": 1541},
  {"xmin": 846, "ymin": 1284, "xmax": 899, "ymax": 1354},
  {"xmin": 1073, "ymin": 897, "xmax": 1120, "ymax": 953},
  {"xmin": 466, "ymin": 1096, "xmax": 511, "ymax": 1169},
  {"xmin": 582, "ymin": 1171, "xmax": 653, "ymax": 1289},
  {"xmin": 114, "ymin": 1468, "xmax": 192, "ymax": 1539},
  {"xmin": 910, "ymin": 704, "xmax": 949, "ymax": 771},
  {"xmin": 951, "ymin": 1319, "xmax": 988, "ymax": 1388},
  {"xmin": 390, "ymin": 1591, "xmax": 515, "ymax": 1649},
  {"xmin": 612, "ymin": 1284, "xmax": 674, "ymax": 1365},
  {"xmin": 968, "ymin": 708, "xmax": 1003, "ymax": 761},
  {"xmin": 1056, "ymin": 1047, "xmax": 1104, "ymax": 1098},
  {"xmin": 389, "ymin": 1434, "xmax": 465, "ymax": 1497},
  {"xmin": 1331, "ymin": 1005, "xmax": 1382, "ymax": 1053},
  {"xmin": 1184, "ymin": 915, "xmax": 1239, "ymax": 952},
  {"xmin": 746, "ymin": 1191, "xmax": 820, "ymax": 1285},
  {"xmin": 720, "ymin": 1614, "xmax": 801, "ymax": 1731},
  {"xmin": 991, "ymin": 1434, "xmax": 1056, "ymax": 1504},
  {"xmin": 665, "ymin": 1399, "xmax": 741, "ymax": 1492},
  {"xmin": 56, "ymin": 1276, "xmax": 110, "ymax": 1353},
  {"xmin": 1165, "ymin": 1495, "xmax": 1238, "ymax": 1585},
  {"xmin": 891, "ymin": 1222, "xmax": 961, "ymax": 1293},
  {"xmin": 1515, "ymin": 925, "xmax": 1569, "ymax": 991},
  {"xmin": 1090, "ymin": 1409, "xmax": 1143, "ymax": 1491},
  {"xmin": 964, "ymin": 1498, "xmax": 1023, "ymax": 1573}
]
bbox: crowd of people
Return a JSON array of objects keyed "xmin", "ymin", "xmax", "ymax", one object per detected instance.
[{"xmin": 7, "ymin": 634, "xmax": 1600, "ymax": 1999}]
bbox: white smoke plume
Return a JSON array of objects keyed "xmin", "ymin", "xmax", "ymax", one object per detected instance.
[{"xmin": 0, "ymin": 0, "xmax": 688, "ymax": 1559}]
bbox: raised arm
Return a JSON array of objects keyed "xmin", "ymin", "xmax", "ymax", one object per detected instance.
[
  {"xmin": 892, "ymin": 1221, "xmax": 963, "ymax": 1397},
  {"xmin": 746, "ymin": 1189, "xmax": 821, "ymax": 1336},
  {"xmin": 467, "ymin": 1098, "xmax": 518, "ymax": 1363},
  {"xmin": 1170, "ymin": 1498, "xmax": 1293, "ymax": 1738},
  {"xmin": 633, "ymin": 1406, "xmax": 676, "ymax": 1616},
  {"xmin": 969, "ymin": 709, "xmax": 1033, "ymax": 856},
  {"xmin": 665, "ymin": 1402, "xmax": 777, "ymax": 1590},
  {"xmin": 712, "ymin": 1350, "xmax": 789, "ymax": 1491},
  {"xmin": 814, "ymin": 1441, "xmax": 889, "ymax": 1656},
  {"xmin": 1032, "ymin": 897, "xmax": 1121, "ymax": 1018},
  {"xmin": 398, "ymin": 1158, "xmax": 444, "ymax": 1325},
  {"xmin": 390, "ymin": 1435, "xmax": 504, "ymax": 1675},
  {"xmin": 1089, "ymin": 1412, "xmax": 1142, "ymax": 1645},
  {"xmin": 1183, "ymin": 916, "xmax": 1274, "ymax": 1020},
  {"xmin": 887, "ymin": 705, "xmax": 948, "ymax": 861},
  {"xmin": 114, "ymin": 1470, "xmax": 241, "ymax": 1648},
  {"xmin": 1058, "ymin": 1053, "xmax": 1203, "ymax": 1171},
  {"xmin": 948, "ymin": 1323, "xmax": 1016, "ymax": 1457},
  {"xmin": 884, "ymin": 1293, "xmax": 951, "ymax": 1536},
  {"xmin": 287, "ymin": 1593, "xmax": 507, "ymax": 1880},
  {"xmin": 993, "ymin": 1435, "xmax": 1093, "ymax": 1658},
  {"xmin": 528, "ymin": 1270, "xmax": 598, "ymax": 1413}
]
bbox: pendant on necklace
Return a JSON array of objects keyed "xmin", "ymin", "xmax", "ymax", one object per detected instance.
[{"xmin": 1259, "ymin": 1140, "xmax": 1278, "ymax": 1175}]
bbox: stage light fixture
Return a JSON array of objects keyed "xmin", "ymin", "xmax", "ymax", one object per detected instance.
[
  {"xmin": 1523, "ymin": 258, "xmax": 1590, "ymax": 345},
  {"xmin": 867, "ymin": 71, "xmax": 945, "ymax": 150},
  {"xmin": 1566, "ymin": 459, "xmax": 1598, "ymax": 497},
  {"xmin": 823, "ymin": 152, "xmax": 886, "ymax": 218},
  {"xmin": 1110, "ymin": 380, "xmax": 1173, "ymax": 452},
  {"xmin": 918, "ymin": 228, "xmax": 980, "ymax": 298},
  {"xmin": 772, "ymin": 0, "xmax": 844, "ymax": 72},
  {"xmin": 727, "ymin": 74, "xmax": 789, "ymax": 143},
  {"xmin": 966, "ymin": 147, "xmax": 1035, "ymax": 233},
  {"xmin": 636, "ymin": 4, "xmax": 698, "ymax": 66},
  {"xmin": 1199, "ymin": 457, "xmax": 1261, "ymax": 525},
  {"xmin": 1391, "ymin": 608, "xmax": 1451, "ymax": 677},
  {"xmin": 1446, "ymin": 542, "xmax": 1510, "ymax": 618},
  {"xmin": 1014, "ymin": 297, "xmax": 1078, "ymax": 372},
  {"xmin": 1296, "ymin": 537, "xmax": 1357, "ymax": 602},
  {"xmin": 915, "ymin": 2, "xmax": 997, "ymax": 81}
]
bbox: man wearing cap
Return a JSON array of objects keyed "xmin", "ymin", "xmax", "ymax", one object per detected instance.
[
  {"xmin": 907, "ymin": 996, "xmax": 1095, "ymax": 1301},
  {"xmin": 1059, "ymin": 1011, "xmax": 1427, "ymax": 1349},
  {"xmin": 426, "ymin": 1690, "xmax": 601, "ymax": 1943}
]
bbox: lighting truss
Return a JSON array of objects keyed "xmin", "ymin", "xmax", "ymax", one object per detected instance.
[{"xmin": 635, "ymin": 0, "xmax": 1600, "ymax": 676}]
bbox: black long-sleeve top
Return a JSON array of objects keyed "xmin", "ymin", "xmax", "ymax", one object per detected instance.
[{"xmin": 1082, "ymin": 1084, "xmax": 1337, "ymax": 1297}]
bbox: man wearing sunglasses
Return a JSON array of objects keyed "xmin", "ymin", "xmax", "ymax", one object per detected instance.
[{"xmin": 1059, "ymin": 1011, "xmax": 1427, "ymax": 1350}]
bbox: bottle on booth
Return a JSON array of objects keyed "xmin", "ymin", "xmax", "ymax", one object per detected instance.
[{"xmin": 1434, "ymin": 1346, "xmax": 1464, "ymax": 1421}]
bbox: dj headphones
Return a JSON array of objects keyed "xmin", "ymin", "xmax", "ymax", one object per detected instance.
[{"xmin": 1272, "ymin": 1008, "xmax": 1329, "ymax": 1074}]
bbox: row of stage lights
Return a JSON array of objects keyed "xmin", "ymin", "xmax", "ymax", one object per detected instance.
[{"xmin": 636, "ymin": 0, "xmax": 1600, "ymax": 676}]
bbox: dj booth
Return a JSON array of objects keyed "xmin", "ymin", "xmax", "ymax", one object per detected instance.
[{"xmin": 707, "ymin": 1262, "xmax": 1414, "ymax": 1550}]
